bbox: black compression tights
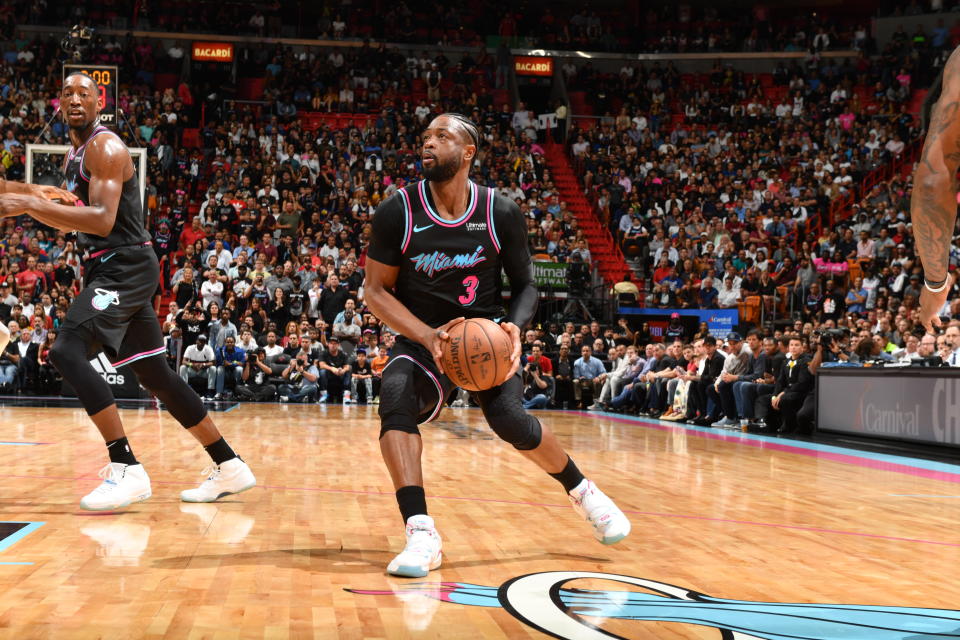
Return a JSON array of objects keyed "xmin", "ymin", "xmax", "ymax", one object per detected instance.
[
  {"xmin": 49, "ymin": 328, "xmax": 207, "ymax": 427},
  {"xmin": 48, "ymin": 329, "xmax": 116, "ymax": 416}
]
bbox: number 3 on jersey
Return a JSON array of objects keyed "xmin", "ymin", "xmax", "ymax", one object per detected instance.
[{"xmin": 459, "ymin": 275, "xmax": 479, "ymax": 306}]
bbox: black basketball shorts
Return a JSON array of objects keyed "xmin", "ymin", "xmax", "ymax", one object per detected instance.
[
  {"xmin": 378, "ymin": 336, "xmax": 457, "ymax": 428},
  {"xmin": 62, "ymin": 243, "xmax": 165, "ymax": 365}
]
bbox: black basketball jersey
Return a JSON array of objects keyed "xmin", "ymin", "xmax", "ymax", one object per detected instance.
[
  {"xmin": 368, "ymin": 179, "xmax": 532, "ymax": 329},
  {"xmin": 64, "ymin": 125, "xmax": 150, "ymax": 253}
]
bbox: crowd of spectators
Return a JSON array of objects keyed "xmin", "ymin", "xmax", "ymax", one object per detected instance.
[{"xmin": 564, "ymin": 45, "xmax": 937, "ymax": 321}]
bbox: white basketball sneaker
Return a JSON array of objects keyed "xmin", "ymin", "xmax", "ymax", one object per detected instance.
[
  {"xmin": 180, "ymin": 458, "xmax": 257, "ymax": 503},
  {"xmin": 80, "ymin": 463, "xmax": 152, "ymax": 511},
  {"xmin": 387, "ymin": 515, "xmax": 443, "ymax": 578},
  {"xmin": 568, "ymin": 479, "xmax": 631, "ymax": 545}
]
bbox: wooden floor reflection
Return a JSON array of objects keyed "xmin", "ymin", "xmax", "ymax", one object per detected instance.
[{"xmin": 1, "ymin": 403, "xmax": 959, "ymax": 639}]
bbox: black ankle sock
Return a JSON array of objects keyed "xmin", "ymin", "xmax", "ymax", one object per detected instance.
[
  {"xmin": 105, "ymin": 437, "xmax": 138, "ymax": 465},
  {"xmin": 204, "ymin": 437, "xmax": 237, "ymax": 465},
  {"xmin": 549, "ymin": 456, "xmax": 586, "ymax": 493},
  {"xmin": 396, "ymin": 485, "xmax": 428, "ymax": 523}
]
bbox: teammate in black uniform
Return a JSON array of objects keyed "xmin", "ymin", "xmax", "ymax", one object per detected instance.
[
  {"xmin": 365, "ymin": 114, "xmax": 630, "ymax": 578},
  {"xmin": 0, "ymin": 72, "xmax": 255, "ymax": 510}
]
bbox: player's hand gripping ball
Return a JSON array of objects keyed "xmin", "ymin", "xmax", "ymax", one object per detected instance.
[{"xmin": 440, "ymin": 318, "xmax": 514, "ymax": 391}]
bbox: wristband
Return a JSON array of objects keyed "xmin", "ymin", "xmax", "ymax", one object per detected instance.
[{"xmin": 925, "ymin": 277, "xmax": 950, "ymax": 294}]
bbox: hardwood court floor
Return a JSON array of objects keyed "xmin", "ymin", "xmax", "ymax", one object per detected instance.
[{"xmin": 1, "ymin": 403, "xmax": 960, "ymax": 639}]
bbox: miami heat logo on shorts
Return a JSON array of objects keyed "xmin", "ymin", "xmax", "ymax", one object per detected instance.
[{"xmin": 91, "ymin": 288, "xmax": 120, "ymax": 311}]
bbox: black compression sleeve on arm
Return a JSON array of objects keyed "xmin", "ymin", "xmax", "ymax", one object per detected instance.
[
  {"xmin": 366, "ymin": 192, "xmax": 406, "ymax": 267},
  {"xmin": 496, "ymin": 202, "xmax": 538, "ymax": 328}
]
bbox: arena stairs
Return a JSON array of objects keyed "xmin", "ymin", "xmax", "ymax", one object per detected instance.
[{"xmin": 542, "ymin": 141, "xmax": 631, "ymax": 286}]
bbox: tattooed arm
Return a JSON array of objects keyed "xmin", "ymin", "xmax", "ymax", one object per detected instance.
[{"xmin": 912, "ymin": 47, "xmax": 960, "ymax": 332}]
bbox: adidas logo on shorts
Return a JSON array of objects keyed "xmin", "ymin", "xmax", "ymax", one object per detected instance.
[{"xmin": 90, "ymin": 353, "xmax": 125, "ymax": 385}]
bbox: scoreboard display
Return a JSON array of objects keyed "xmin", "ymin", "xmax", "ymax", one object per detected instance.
[{"xmin": 62, "ymin": 64, "xmax": 118, "ymax": 126}]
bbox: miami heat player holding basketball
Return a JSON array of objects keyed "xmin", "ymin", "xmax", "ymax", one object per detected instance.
[{"xmin": 365, "ymin": 113, "xmax": 630, "ymax": 578}]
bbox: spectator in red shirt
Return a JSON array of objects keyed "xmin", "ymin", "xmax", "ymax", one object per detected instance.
[
  {"xmin": 652, "ymin": 256, "xmax": 673, "ymax": 285},
  {"xmin": 15, "ymin": 256, "xmax": 45, "ymax": 297},
  {"xmin": 179, "ymin": 216, "xmax": 207, "ymax": 252},
  {"xmin": 526, "ymin": 343, "xmax": 553, "ymax": 375},
  {"xmin": 255, "ymin": 232, "xmax": 279, "ymax": 266}
]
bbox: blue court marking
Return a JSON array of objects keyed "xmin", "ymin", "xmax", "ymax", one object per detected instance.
[
  {"xmin": 0, "ymin": 521, "xmax": 44, "ymax": 553},
  {"xmin": 220, "ymin": 402, "xmax": 240, "ymax": 413},
  {"xmin": 0, "ymin": 562, "xmax": 34, "ymax": 565},
  {"xmin": 577, "ymin": 410, "xmax": 960, "ymax": 477},
  {"xmin": 0, "ymin": 442, "xmax": 46, "ymax": 446}
]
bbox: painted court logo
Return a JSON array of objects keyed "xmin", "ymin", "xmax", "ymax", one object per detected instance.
[
  {"xmin": 91, "ymin": 288, "xmax": 120, "ymax": 311},
  {"xmin": 347, "ymin": 571, "xmax": 960, "ymax": 639}
]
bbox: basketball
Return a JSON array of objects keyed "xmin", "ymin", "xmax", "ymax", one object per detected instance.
[{"xmin": 440, "ymin": 318, "xmax": 514, "ymax": 391}]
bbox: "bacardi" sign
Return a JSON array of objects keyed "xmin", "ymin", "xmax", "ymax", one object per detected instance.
[
  {"xmin": 514, "ymin": 56, "xmax": 553, "ymax": 77},
  {"xmin": 192, "ymin": 42, "xmax": 234, "ymax": 62}
]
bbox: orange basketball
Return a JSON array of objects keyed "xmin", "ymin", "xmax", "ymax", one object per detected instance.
[{"xmin": 440, "ymin": 318, "xmax": 514, "ymax": 391}]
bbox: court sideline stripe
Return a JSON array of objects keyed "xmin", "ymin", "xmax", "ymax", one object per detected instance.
[{"xmin": 563, "ymin": 411, "xmax": 960, "ymax": 482}]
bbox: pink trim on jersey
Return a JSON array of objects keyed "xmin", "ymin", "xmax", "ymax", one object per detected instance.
[
  {"xmin": 417, "ymin": 180, "xmax": 478, "ymax": 227},
  {"xmin": 398, "ymin": 188, "xmax": 414, "ymax": 254},
  {"xmin": 67, "ymin": 125, "xmax": 112, "ymax": 161},
  {"xmin": 382, "ymin": 354, "xmax": 446, "ymax": 423},
  {"xmin": 486, "ymin": 187, "xmax": 501, "ymax": 253},
  {"xmin": 87, "ymin": 241, "xmax": 152, "ymax": 260},
  {"xmin": 112, "ymin": 346, "xmax": 167, "ymax": 368}
]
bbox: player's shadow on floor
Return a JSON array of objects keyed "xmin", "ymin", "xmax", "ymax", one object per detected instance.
[{"xmin": 152, "ymin": 548, "xmax": 611, "ymax": 573}]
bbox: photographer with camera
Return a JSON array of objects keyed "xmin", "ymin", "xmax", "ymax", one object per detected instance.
[
  {"xmin": 278, "ymin": 350, "xmax": 320, "ymax": 403},
  {"xmin": 235, "ymin": 348, "xmax": 277, "ymax": 402},
  {"xmin": 522, "ymin": 346, "xmax": 554, "ymax": 409},
  {"xmin": 816, "ymin": 328, "xmax": 852, "ymax": 364}
]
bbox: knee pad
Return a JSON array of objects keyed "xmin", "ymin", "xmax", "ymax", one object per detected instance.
[
  {"xmin": 377, "ymin": 369, "xmax": 422, "ymax": 439},
  {"xmin": 489, "ymin": 413, "xmax": 542, "ymax": 451},
  {"xmin": 477, "ymin": 376, "xmax": 543, "ymax": 451},
  {"xmin": 130, "ymin": 356, "xmax": 207, "ymax": 428}
]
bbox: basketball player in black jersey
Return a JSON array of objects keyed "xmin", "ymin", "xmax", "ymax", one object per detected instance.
[
  {"xmin": 365, "ymin": 114, "xmax": 630, "ymax": 578},
  {"xmin": 0, "ymin": 72, "xmax": 255, "ymax": 510}
]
